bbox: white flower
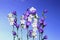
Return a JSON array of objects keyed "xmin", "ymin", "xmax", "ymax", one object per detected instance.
[
  {"xmin": 34, "ymin": 18, "xmax": 38, "ymax": 23},
  {"xmin": 8, "ymin": 13, "xmax": 13, "ymax": 18},
  {"xmin": 29, "ymin": 7, "xmax": 36, "ymax": 12},
  {"xmin": 32, "ymin": 22, "xmax": 37, "ymax": 27},
  {"xmin": 29, "ymin": 14, "xmax": 34, "ymax": 18},
  {"xmin": 32, "ymin": 31, "xmax": 37, "ymax": 37},
  {"xmin": 10, "ymin": 21, "xmax": 14, "ymax": 26},
  {"xmin": 33, "ymin": 27, "xmax": 37, "ymax": 32},
  {"xmin": 20, "ymin": 19, "xmax": 25, "ymax": 24},
  {"xmin": 9, "ymin": 17, "xmax": 15, "ymax": 22},
  {"xmin": 35, "ymin": 36, "xmax": 37, "ymax": 38},
  {"xmin": 28, "ymin": 17, "xmax": 32, "ymax": 22},
  {"xmin": 21, "ymin": 15, "xmax": 24, "ymax": 19},
  {"xmin": 36, "ymin": 14, "xmax": 38, "ymax": 18}
]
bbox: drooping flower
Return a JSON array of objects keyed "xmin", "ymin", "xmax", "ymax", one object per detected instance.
[
  {"xmin": 26, "ymin": 21, "xmax": 31, "ymax": 28},
  {"xmin": 15, "ymin": 24, "xmax": 19, "ymax": 29},
  {"xmin": 38, "ymin": 28, "xmax": 44, "ymax": 33},
  {"xmin": 28, "ymin": 30, "xmax": 33, "ymax": 37},
  {"xmin": 32, "ymin": 31, "xmax": 37, "ymax": 38},
  {"xmin": 29, "ymin": 7, "xmax": 36, "ymax": 15},
  {"xmin": 43, "ymin": 9, "xmax": 48, "ymax": 13},
  {"xmin": 12, "ymin": 11, "xmax": 17, "ymax": 15},
  {"xmin": 8, "ymin": 13, "xmax": 13, "ymax": 18},
  {"xmin": 43, "ymin": 35, "xmax": 48, "ymax": 39},
  {"xmin": 13, "ymin": 31, "xmax": 16, "ymax": 36}
]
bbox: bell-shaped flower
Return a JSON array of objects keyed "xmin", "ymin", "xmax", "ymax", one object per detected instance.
[
  {"xmin": 26, "ymin": 21, "xmax": 31, "ymax": 28},
  {"xmin": 43, "ymin": 35, "xmax": 48, "ymax": 39},
  {"xmin": 33, "ymin": 27, "xmax": 37, "ymax": 32},
  {"xmin": 12, "ymin": 11, "xmax": 16, "ymax": 15},
  {"xmin": 27, "ymin": 16, "xmax": 32, "ymax": 22},
  {"xmin": 32, "ymin": 22, "xmax": 37, "ymax": 28},
  {"xmin": 8, "ymin": 13, "xmax": 13, "ymax": 18},
  {"xmin": 29, "ymin": 7, "xmax": 36, "ymax": 15},
  {"xmin": 43, "ymin": 9, "xmax": 48, "ymax": 13},
  {"xmin": 20, "ymin": 19, "xmax": 25, "ymax": 24},
  {"xmin": 32, "ymin": 31, "xmax": 37, "ymax": 38},
  {"xmin": 10, "ymin": 21, "xmax": 14, "ymax": 26},
  {"xmin": 12, "ymin": 31, "xmax": 16, "ymax": 36}
]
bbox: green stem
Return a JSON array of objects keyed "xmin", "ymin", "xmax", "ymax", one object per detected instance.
[
  {"xmin": 27, "ymin": 29, "xmax": 29, "ymax": 40},
  {"xmin": 21, "ymin": 28, "xmax": 22, "ymax": 40},
  {"xmin": 33, "ymin": 37, "xmax": 34, "ymax": 40},
  {"xmin": 13, "ymin": 25, "xmax": 15, "ymax": 40},
  {"xmin": 17, "ymin": 29, "xmax": 19, "ymax": 40}
]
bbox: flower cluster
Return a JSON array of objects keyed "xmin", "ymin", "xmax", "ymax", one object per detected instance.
[{"xmin": 8, "ymin": 7, "xmax": 48, "ymax": 40}]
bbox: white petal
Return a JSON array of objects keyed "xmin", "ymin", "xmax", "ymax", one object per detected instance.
[
  {"xmin": 30, "ymin": 7, "xmax": 36, "ymax": 12},
  {"xmin": 28, "ymin": 17, "xmax": 32, "ymax": 22},
  {"xmin": 20, "ymin": 19, "xmax": 25, "ymax": 24},
  {"xmin": 8, "ymin": 13, "xmax": 13, "ymax": 18},
  {"xmin": 10, "ymin": 18, "xmax": 15, "ymax": 22},
  {"xmin": 33, "ymin": 27, "xmax": 37, "ymax": 32},
  {"xmin": 10, "ymin": 22, "xmax": 14, "ymax": 26}
]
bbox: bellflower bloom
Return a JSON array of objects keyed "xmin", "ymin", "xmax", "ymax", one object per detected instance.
[
  {"xmin": 28, "ymin": 16, "xmax": 32, "ymax": 22},
  {"xmin": 39, "ymin": 28, "xmax": 44, "ymax": 33},
  {"xmin": 29, "ymin": 7, "xmax": 36, "ymax": 15},
  {"xmin": 25, "ymin": 11, "xmax": 30, "ymax": 17},
  {"xmin": 33, "ymin": 27, "xmax": 37, "ymax": 32},
  {"xmin": 28, "ymin": 30, "xmax": 33, "ymax": 37},
  {"xmin": 43, "ymin": 35, "xmax": 47, "ymax": 39},
  {"xmin": 32, "ymin": 31, "xmax": 37, "ymax": 38},
  {"xmin": 15, "ymin": 24, "xmax": 19, "ymax": 29},
  {"xmin": 43, "ymin": 9, "xmax": 48, "ymax": 13},
  {"xmin": 13, "ymin": 31, "xmax": 16, "ymax": 36},
  {"xmin": 12, "ymin": 11, "xmax": 16, "ymax": 15},
  {"xmin": 26, "ymin": 21, "xmax": 31, "ymax": 28},
  {"xmin": 8, "ymin": 13, "xmax": 13, "ymax": 18}
]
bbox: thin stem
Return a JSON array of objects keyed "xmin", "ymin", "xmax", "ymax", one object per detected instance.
[
  {"xmin": 17, "ymin": 29, "xmax": 19, "ymax": 40},
  {"xmin": 27, "ymin": 29, "xmax": 29, "ymax": 40},
  {"xmin": 13, "ymin": 25, "xmax": 15, "ymax": 40},
  {"xmin": 33, "ymin": 37, "xmax": 34, "ymax": 40},
  {"xmin": 13, "ymin": 36, "xmax": 15, "ymax": 40},
  {"xmin": 41, "ymin": 33, "xmax": 43, "ymax": 40},
  {"xmin": 21, "ymin": 28, "xmax": 22, "ymax": 40},
  {"xmin": 39, "ymin": 32, "xmax": 40, "ymax": 40}
]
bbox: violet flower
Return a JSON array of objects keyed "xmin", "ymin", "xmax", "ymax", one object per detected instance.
[
  {"xmin": 28, "ymin": 30, "xmax": 33, "ymax": 37},
  {"xmin": 26, "ymin": 21, "xmax": 31, "ymax": 28},
  {"xmin": 43, "ymin": 9, "xmax": 48, "ymax": 13},
  {"xmin": 43, "ymin": 35, "xmax": 48, "ymax": 39},
  {"xmin": 13, "ymin": 31, "xmax": 16, "ymax": 36},
  {"xmin": 12, "ymin": 11, "xmax": 17, "ymax": 15}
]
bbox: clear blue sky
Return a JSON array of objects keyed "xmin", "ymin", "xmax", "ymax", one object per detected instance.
[{"xmin": 0, "ymin": 0, "xmax": 60, "ymax": 40}]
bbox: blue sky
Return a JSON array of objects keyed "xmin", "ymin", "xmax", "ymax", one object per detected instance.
[{"xmin": 0, "ymin": 0, "xmax": 60, "ymax": 40}]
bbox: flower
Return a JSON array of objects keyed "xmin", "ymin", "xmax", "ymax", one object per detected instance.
[
  {"xmin": 29, "ymin": 7, "xmax": 36, "ymax": 15},
  {"xmin": 8, "ymin": 13, "xmax": 13, "ymax": 18},
  {"xmin": 43, "ymin": 9, "xmax": 48, "ymax": 13},
  {"xmin": 42, "ymin": 22, "xmax": 47, "ymax": 28},
  {"xmin": 43, "ymin": 35, "xmax": 47, "ymax": 39},
  {"xmin": 26, "ymin": 21, "xmax": 31, "ymax": 28},
  {"xmin": 32, "ymin": 31, "xmax": 37, "ymax": 37},
  {"xmin": 39, "ymin": 28, "xmax": 44, "ymax": 33},
  {"xmin": 16, "ymin": 24, "xmax": 19, "ymax": 29},
  {"xmin": 25, "ymin": 11, "xmax": 30, "ymax": 17},
  {"xmin": 14, "ymin": 18, "xmax": 17, "ymax": 23},
  {"xmin": 27, "ymin": 16, "xmax": 32, "ymax": 22},
  {"xmin": 33, "ymin": 27, "xmax": 37, "ymax": 32},
  {"xmin": 13, "ymin": 31, "xmax": 16, "ymax": 36},
  {"xmin": 28, "ymin": 30, "xmax": 33, "ymax": 37},
  {"xmin": 20, "ymin": 19, "xmax": 25, "ymax": 24},
  {"xmin": 12, "ymin": 11, "xmax": 16, "ymax": 15}
]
